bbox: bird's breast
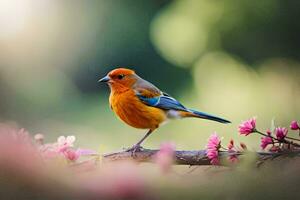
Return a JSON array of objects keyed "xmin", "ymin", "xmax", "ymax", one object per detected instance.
[{"xmin": 109, "ymin": 90, "xmax": 166, "ymax": 129}]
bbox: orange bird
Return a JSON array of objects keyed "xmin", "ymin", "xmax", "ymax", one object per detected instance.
[{"xmin": 99, "ymin": 68, "xmax": 230, "ymax": 152}]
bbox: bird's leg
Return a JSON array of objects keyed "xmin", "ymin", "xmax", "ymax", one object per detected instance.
[{"xmin": 126, "ymin": 129, "xmax": 153, "ymax": 153}]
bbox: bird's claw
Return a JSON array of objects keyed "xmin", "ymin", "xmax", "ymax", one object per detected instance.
[
  {"xmin": 125, "ymin": 144, "xmax": 143, "ymax": 157},
  {"xmin": 125, "ymin": 144, "xmax": 143, "ymax": 152}
]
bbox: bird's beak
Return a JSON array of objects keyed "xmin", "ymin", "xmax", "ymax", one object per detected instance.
[{"xmin": 98, "ymin": 75, "xmax": 110, "ymax": 83}]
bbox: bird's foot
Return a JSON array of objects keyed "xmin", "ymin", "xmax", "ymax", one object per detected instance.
[{"xmin": 125, "ymin": 144, "xmax": 143, "ymax": 157}]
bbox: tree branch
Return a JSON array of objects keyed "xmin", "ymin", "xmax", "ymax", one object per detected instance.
[{"xmin": 102, "ymin": 148, "xmax": 300, "ymax": 166}]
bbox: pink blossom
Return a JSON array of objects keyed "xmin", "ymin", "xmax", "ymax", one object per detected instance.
[
  {"xmin": 63, "ymin": 149, "xmax": 80, "ymax": 161},
  {"xmin": 39, "ymin": 135, "xmax": 96, "ymax": 162},
  {"xmin": 56, "ymin": 135, "xmax": 76, "ymax": 152},
  {"xmin": 227, "ymin": 139, "xmax": 234, "ymax": 150},
  {"xmin": 290, "ymin": 120, "xmax": 300, "ymax": 130},
  {"xmin": 63, "ymin": 148, "xmax": 96, "ymax": 162},
  {"xmin": 57, "ymin": 135, "xmax": 75, "ymax": 147},
  {"xmin": 260, "ymin": 130, "xmax": 273, "ymax": 149},
  {"xmin": 269, "ymin": 146, "xmax": 280, "ymax": 152},
  {"xmin": 154, "ymin": 142, "xmax": 175, "ymax": 173},
  {"xmin": 38, "ymin": 135, "xmax": 80, "ymax": 161},
  {"xmin": 275, "ymin": 127, "xmax": 288, "ymax": 140},
  {"xmin": 206, "ymin": 133, "xmax": 221, "ymax": 165},
  {"xmin": 206, "ymin": 133, "xmax": 221, "ymax": 149},
  {"xmin": 238, "ymin": 117, "xmax": 256, "ymax": 136},
  {"xmin": 227, "ymin": 139, "xmax": 238, "ymax": 163},
  {"xmin": 228, "ymin": 154, "xmax": 238, "ymax": 163},
  {"xmin": 260, "ymin": 136, "xmax": 273, "ymax": 150}
]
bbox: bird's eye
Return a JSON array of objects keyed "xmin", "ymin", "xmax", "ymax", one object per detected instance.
[{"xmin": 117, "ymin": 74, "xmax": 125, "ymax": 80}]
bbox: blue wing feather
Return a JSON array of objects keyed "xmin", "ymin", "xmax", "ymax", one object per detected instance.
[
  {"xmin": 137, "ymin": 93, "xmax": 187, "ymax": 111},
  {"xmin": 136, "ymin": 92, "xmax": 231, "ymax": 124},
  {"xmin": 133, "ymin": 76, "xmax": 230, "ymax": 123}
]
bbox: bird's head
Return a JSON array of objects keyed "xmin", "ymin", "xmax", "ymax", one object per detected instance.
[{"xmin": 99, "ymin": 68, "xmax": 138, "ymax": 90}]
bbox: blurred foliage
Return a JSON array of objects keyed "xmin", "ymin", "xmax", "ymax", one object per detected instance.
[
  {"xmin": 0, "ymin": 0, "xmax": 299, "ymax": 151},
  {"xmin": 151, "ymin": 0, "xmax": 300, "ymax": 66}
]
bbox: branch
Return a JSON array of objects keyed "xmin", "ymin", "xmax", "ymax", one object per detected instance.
[{"xmin": 102, "ymin": 148, "xmax": 300, "ymax": 166}]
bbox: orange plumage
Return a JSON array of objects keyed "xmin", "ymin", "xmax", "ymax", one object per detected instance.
[
  {"xmin": 110, "ymin": 88, "xmax": 166, "ymax": 130},
  {"xmin": 99, "ymin": 68, "xmax": 230, "ymax": 152}
]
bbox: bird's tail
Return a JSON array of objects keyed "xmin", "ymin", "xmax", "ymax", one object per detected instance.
[{"xmin": 181, "ymin": 109, "xmax": 231, "ymax": 124}]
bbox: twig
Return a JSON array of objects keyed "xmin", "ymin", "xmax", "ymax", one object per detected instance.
[
  {"xmin": 102, "ymin": 148, "xmax": 300, "ymax": 166},
  {"xmin": 255, "ymin": 130, "xmax": 300, "ymax": 147}
]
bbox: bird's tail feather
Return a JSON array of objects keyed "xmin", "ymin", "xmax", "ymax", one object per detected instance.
[{"xmin": 184, "ymin": 109, "xmax": 231, "ymax": 124}]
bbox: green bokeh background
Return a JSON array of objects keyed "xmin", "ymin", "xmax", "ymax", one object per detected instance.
[{"xmin": 0, "ymin": 0, "xmax": 299, "ymax": 152}]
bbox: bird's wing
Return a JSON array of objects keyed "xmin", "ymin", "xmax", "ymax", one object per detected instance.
[
  {"xmin": 137, "ymin": 93, "xmax": 187, "ymax": 111},
  {"xmin": 136, "ymin": 91, "xmax": 187, "ymax": 111},
  {"xmin": 132, "ymin": 76, "xmax": 162, "ymax": 98},
  {"xmin": 133, "ymin": 76, "xmax": 187, "ymax": 111}
]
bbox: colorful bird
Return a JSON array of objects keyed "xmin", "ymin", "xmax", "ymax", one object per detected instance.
[{"xmin": 99, "ymin": 68, "xmax": 230, "ymax": 152}]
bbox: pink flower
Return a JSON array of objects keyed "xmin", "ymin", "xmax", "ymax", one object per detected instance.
[
  {"xmin": 227, "ymin": 139, "xmax": 234, "ymax": 150},
  {"xmin": 238, "ymin": 117, "xmax": 256, "ymax": 136},
  {"xmin": 270, "ymin": 146, "xmax": 280, "ymax": 152},
  {"xmin": 37, "ymin": 135, "xmax": 80, "ymax": 161},
  {"xmin": 260, "ymin": 136, "xmax": 273, "ymax": 149},
  {"xmin": 275, "ymin": 127, "xmax": 288, "ymax": 140},
  {"xmin": 57, "ymin": 135, "xmax": 75, "ymax": 146},
  {"xmin": 290, "ymin": 120, "xmax": 300, "ymax": 130},
  {"xmin": 207, "ymin": 133, "xmax": 221, "ymax": 149},
  {"xmin": 56, "ymin": 135, "xmax": 76, "ymax": 152},
  {"xmin": 260, "ymin": 130, "xmax": 273, "ymax": 150},
  {"xmin": 206, "ymin": 133, "xmax": 221, "ymax": 165},
  {"xmin": 154, "ymin": 142, "xmax": 175, "ymax": 173},
  {"xmin": 64, "ymin": 148, "xmax": 97, "ymax": 162},
  {"xmin": 227, "ymin": 139, "xmax": 238, "ymax": 163},
  {"xmin": 63, "ymin": 149, "xmax": 80, "ymax": 161}
]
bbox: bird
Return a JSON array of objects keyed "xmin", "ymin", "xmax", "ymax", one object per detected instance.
[{"xmin": 99, "ymin": 68, "xmax": 230, "ymax": 152}]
